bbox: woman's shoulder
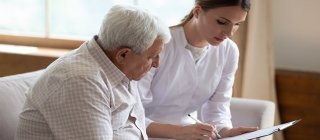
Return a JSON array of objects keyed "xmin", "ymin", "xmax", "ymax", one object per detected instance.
[
  {"xmin": 209, "ymin": 38, "xmax": 239, "ymax": 59},
  {"xmin": 170, "ymin": 26, "xmax": 187, "ymax": 38},
  {"xmin": 167, "ymin": 26, "xmax": 188, "ymax": 44},
  {"xmin": 220, "ymin": 38, "xmax": 239, "ymax": 53},
  {"xmin": 157, "ymin": 27, "xmax": 187, "ymax": 63},
  {"xmin": 222, "ymin": 38, "xmax": 237, "ymax": 48}
]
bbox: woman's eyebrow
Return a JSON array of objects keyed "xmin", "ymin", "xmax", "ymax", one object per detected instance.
[
  {"xmin": 218, "ymin": 17, "xmax": 231, "ymax": 23},
  {"xmin": 219, "ymin": 17, "xmax": 245, "ymax": 24}
]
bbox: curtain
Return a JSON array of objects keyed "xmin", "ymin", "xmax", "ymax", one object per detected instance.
[{"xmin": 232, "ymin": 0, "xmax": 284, "ymax": 140}]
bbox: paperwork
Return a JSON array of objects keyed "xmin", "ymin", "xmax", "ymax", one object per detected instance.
[{"xmin": 220, "ymin": 119, "xmax": 300, "ymax": 140}]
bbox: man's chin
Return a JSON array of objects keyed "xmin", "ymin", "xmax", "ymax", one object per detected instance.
[{"xmin": 132, "ymin": 73, "xmax": 147, "ymax": 81}]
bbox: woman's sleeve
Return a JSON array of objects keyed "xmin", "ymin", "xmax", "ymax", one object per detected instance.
[
  {"xmin": 137, "ymin": 67, "xmax": 157, "ymax": 127},
  {"xmin": 201, "ymin": 43, "xmax": 239, "ymax": 132}
]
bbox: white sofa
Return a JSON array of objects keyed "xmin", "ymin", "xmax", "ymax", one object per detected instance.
[{"xmin": 0, "ymin": 70, "xmax": 275, "ymax": 140}]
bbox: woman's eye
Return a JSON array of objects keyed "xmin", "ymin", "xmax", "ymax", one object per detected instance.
[
  {"xmin": 217, "ymin": 20, "xmax": 227, "ymax": 25},
  {"xmin": 235, "ymin": 23, "xmax": 241, "ymax": 26}
]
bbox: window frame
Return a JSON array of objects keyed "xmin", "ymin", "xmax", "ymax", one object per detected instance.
[
  {"xmin": 0, "ymin": 34, "xmax": 83, "ymax": 49},
  {"xmin": 0, "ymin": 0, "xmax": 84, "ymax": 49}
]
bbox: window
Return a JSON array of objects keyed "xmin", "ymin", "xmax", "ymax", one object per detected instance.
[
  {"xmin": 0, "ymin": 0, "xmax": 45, "ymax": 37},
  {"xmin": 138, "ymin": 0, "xmax": 193, "ymax": 27},
  {"xmin": 0, "ymin": 0, "xmax": 193, "ymax": 42}
]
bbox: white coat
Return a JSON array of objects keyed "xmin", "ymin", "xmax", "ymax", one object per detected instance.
[{"xmin": 137, "ymin": 26, "xmax": 239, "ymax": 132}]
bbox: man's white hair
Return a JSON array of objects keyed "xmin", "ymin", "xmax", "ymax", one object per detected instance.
[{"xmin": 98, "ymin": 4, "xmax": 171, "ymax": 54}]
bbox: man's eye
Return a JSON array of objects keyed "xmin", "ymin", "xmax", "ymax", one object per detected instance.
[{"xmin": 148, "ymin": 55, "xmax": 156, "ymax": 59}]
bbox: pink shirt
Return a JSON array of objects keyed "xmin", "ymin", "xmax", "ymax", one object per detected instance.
[{"xmin": 16, "ymin": 36, "xmax": 147, "ymax": 140}]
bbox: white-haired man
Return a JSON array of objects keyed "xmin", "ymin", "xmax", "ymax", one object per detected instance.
[{"xmin": 15, "ymin": 4, "xmax": 171, "ymax": 140}]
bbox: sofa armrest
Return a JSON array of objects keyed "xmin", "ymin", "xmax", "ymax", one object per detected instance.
[
  {"xmin": 0, "ymin": 70, "xmax": 44, "ymax": 140},
  {"xmin": 230, "ymin": 97, "xmax": 275, "ymax": 140}
]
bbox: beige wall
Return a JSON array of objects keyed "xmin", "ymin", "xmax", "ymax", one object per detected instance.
[{"xmin": 272, "ymin": 0, "xmax": 320, "ymax": 72}]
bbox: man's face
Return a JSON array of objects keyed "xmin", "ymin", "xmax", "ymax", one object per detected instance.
[{"xmin": 120, "ymin": 38, "xmax": 164, "ymax": 81}]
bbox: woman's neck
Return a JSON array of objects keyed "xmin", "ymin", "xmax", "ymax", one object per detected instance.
[{"xmin": 183, "ymin": 20, "xmax": 208, "ymax": 48}]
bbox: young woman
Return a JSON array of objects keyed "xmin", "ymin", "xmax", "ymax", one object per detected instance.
[{"xmin": 137, "ymin": 0, "xmax": 258, "ymax": 140}]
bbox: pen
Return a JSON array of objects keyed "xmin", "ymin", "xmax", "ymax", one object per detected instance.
[{"xmin": 187, "ymin": 114, "xmax": 222, "ymax": 139}]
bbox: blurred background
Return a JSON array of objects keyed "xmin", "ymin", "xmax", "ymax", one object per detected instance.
[{"xmin": 0, "ymin": 0, "xmax": 319, "ymax": 140}]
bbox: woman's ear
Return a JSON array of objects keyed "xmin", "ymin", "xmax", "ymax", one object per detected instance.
[{"xmin": 115, "ymin": 48, "xmax": 132, "ymax": 64}]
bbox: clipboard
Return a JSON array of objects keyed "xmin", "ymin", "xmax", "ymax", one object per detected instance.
[{"xmin": 220, "ymin": 119, "xmax": 301, "ymax": 140}]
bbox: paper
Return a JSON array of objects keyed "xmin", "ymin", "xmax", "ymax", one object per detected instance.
[{"xmin": 220, "ymin": 119, "xmax": 300, "ymax": 140}]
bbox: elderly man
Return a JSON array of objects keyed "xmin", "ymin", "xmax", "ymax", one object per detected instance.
[{"xmin": 15, "ymin": 4, "xmax": 171, "ymax": 140}]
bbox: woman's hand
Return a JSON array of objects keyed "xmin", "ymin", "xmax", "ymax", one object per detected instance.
[
  {"xmin": 174, "ymin": 123, "xmax": 219, "ymax": 140},
  {"xmin": 219, "ymin": 126, "xmax": 258, "ymax": 138}
]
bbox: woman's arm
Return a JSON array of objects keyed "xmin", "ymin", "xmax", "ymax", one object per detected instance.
[{"xmin": 147, "ymin": 122, "xmax": 218, "ymax": 140}]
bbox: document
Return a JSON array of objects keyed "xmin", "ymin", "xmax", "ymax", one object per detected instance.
[{"xmin": 220, "ymin": 119, "xmax": 300, "ymax": 140}]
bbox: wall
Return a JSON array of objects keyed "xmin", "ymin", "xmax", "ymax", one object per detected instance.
[
  {"xmin": 272, "ymin": 1, "xmax": 320, "ymax": 139},
  {"xmin": 0, "ymin": 45, "xmax": 69, "ymax": 76},
  {"xmin": 0, "ymin": 52, "xmax": 56, "ymax": 76},
  {"xmin": 272, "ymin": 0, "xmax": 320, "ymax": 72},
  {"xmin": 276, "ymin": 70, "xmax": 320, "ymax": 140}
]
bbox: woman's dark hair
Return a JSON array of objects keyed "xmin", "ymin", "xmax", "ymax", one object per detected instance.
[{"xmin": 176, "ymin": 0, "xmax": 250, "ymax": 26}]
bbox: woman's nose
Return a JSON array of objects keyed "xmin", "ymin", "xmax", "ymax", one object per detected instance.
[{"xmin": 223, "ymin": 25, "xmax": 235, "ymax": 37}]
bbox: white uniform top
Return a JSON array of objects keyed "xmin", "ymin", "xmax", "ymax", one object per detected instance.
[{"xmin": 137, "ymin": 26, "xmax": 239, "ymax": 133}]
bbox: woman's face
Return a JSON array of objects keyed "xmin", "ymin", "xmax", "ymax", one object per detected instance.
[{"xmin": 194, "ymin": 5, "xmax": 248, "ymax": 46}]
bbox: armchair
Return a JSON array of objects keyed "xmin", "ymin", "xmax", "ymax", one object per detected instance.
[{"xmin": 230, "ymin": 97, "xmax": 275, "ymax": 140}]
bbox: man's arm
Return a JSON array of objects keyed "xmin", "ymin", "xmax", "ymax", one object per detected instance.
[{"xmin": 44, "ymin": 76, "xmax": 113, "ymax": 139}]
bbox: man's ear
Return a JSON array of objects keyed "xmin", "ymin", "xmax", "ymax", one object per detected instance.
[
  {"xmin": 115, "ymin": 48, "xmax": 132, "ymax": 64},
  {"xmin": 193, "ymin": 5, "xmax": 201, "ymax": 18}
]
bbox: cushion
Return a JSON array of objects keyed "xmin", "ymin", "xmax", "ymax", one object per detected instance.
[{"xmin": 231, "ymin": 97, "xmax": 275, "ymax": 128}]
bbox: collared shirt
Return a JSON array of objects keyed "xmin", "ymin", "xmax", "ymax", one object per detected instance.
[
  {"xmin": 185, "ymin": 43, "xmax": 208, "ymax": 63},
  {"xmin": 15, "ymin": 36, "xmax": 148, "ymax": 140},
  {"xmin": 137, "ymin": 26, "xmax": 238, "ymax": 138}
]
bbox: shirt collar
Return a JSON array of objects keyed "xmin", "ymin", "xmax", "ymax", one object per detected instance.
[
  {"xmin": 175, "ymin": 26, "xmax": 189, "ymax": 49},
  {"xmin": 86, "ymin": 35, "xmax": 129, "ymax": 88}
]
